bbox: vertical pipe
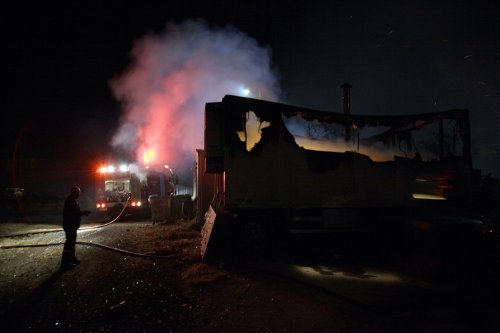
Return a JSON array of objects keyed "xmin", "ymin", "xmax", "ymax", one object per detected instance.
[
  {"xmin": 341, "ymin": 83, "xmax": 352, "ymax": 115},
  {"xmin": 439, "ymin": 117, "xmax": 444, "ymax": 160},
  {"xmin": 341, "ymin": 83, "xmax": 352, "ymax": 141}
]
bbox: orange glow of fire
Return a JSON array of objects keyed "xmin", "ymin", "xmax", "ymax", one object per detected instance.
[
  {"xmin": 293, "ymin": 136, "xmax": 395, "ymax": 162},
  {"xmin": 143, "ymin": 148, "xmax": 156, "ymax": 165}
]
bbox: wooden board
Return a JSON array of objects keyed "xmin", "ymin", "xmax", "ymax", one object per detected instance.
[{"xmin": 200, "ymin": 205, "xmax": 217, "ymax": 260}]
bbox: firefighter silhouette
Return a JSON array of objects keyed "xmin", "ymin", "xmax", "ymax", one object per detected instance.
[{"xmin": 60, "ymin": 186, "xmax": 91, "ymax": 269}]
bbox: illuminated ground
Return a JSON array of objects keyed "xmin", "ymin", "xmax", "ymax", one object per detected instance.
[{"xmin": 0, "ymin": 219, "xmax": 499, "ymax": 332}]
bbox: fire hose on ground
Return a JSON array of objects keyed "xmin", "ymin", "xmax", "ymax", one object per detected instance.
[
  {"xmin": 0, "ymin": 197, "xmax": 176, "ymax": 259},
  {"xmin": 0, "ymin": 241, "xmax": 175, "ymax": 259}
]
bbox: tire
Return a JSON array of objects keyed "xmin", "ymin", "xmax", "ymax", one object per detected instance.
[{"xmin": 238, "ymin": 215, "xmax": 269, "ymax": 255}]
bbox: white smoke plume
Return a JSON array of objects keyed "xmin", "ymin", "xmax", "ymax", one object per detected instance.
[{"xmin": 109, "ymin": 19, "xmax": 281, "ymax": 178}]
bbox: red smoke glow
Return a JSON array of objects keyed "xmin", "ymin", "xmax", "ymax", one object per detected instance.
[{"xmin": 110, "ymin": 20, "xmax": 280, "ymax": 178}]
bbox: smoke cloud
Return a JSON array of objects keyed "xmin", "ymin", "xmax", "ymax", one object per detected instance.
[{"xmin": 110, "ymin": 19, "xmax": 281, "ymax": 179}]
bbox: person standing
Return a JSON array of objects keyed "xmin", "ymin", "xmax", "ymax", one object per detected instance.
[{"xmin": 61, "ymin": 186, "xmax": 90, "ymax": 269}]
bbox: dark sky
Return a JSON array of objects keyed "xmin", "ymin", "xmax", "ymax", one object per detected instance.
[{"xmin": 4, "ymin": 0, "xmax": 500, "ymax": 196}]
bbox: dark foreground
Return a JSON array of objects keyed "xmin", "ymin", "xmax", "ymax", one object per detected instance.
[{"xmin": 0, "ymin": 219, "xmax": 499, "ymax": 333}]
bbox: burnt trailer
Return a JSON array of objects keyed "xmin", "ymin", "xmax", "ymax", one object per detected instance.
[{"xmin": 199, "ymin": 95, "xmax": 483, "ymax": 259}]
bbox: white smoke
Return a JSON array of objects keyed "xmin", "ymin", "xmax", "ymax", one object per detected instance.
[{"xmin": 109, "ymin": 19, "xmax": 281, "ymax": 178}]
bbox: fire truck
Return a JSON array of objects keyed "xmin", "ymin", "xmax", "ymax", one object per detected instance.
[{"xmin": 95, "ymin": 163, "xmax": 174, "ymax": 219}]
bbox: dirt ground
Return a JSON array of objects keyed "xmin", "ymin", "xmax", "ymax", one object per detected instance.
[
  {"xmin": 0, "ymin": 219, "xmax": 389, "ymax": 333},
  {"xmin": 1, "ymin": 217, "xmax": 499, "ymax": 333}
]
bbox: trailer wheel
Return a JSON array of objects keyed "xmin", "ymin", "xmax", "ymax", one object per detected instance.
[
  {"xmin": 405, "ymin": 219, "xmax": 484, "ymax": 284},
  {"xmin": 238, "ymin": 215, "xmax": 269, "ymax": 255}
]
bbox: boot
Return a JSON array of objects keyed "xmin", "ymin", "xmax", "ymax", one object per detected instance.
[
  {"xmin": 70, "ymin": 249, "xmax": 81, "ymax": 265},
  {"xmin": 71, "ymin": 256, "xmax": 81, "ymax": 264},
  {"xmin": 61, "ymin": 249, "xmax": 78, "ymax": 269}
]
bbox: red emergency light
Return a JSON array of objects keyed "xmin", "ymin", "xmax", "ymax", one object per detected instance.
[{"xmin": 97, "ymin": 164, "xmax": 130, "ymax": 173}]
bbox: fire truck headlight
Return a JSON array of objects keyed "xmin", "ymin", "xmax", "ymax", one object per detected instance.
[
  {"xmin": 107, "ymin": 165, "xmax": 115, "ymax": 173},
  {"xmin": 137, "ymin": 201, "xmax": 142, "ymax": 207},
  {"xmin": 119, "ymin": 164, "xmax": 128, "ymax": 172}
]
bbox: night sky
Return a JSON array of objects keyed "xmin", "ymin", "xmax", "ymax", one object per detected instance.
[{"xmin": 4, "ymin": 0, "xmax": 499, "ymax": 197}]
